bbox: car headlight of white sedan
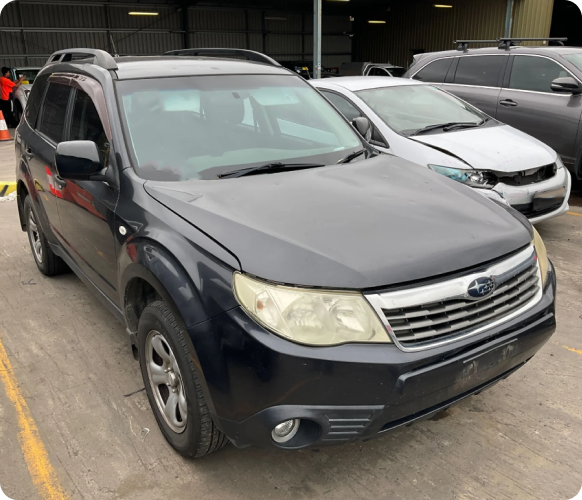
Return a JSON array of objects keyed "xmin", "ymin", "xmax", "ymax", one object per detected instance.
[{"xmin": 428, "ymin": 165, "xmax": 497, "ymax": 189}]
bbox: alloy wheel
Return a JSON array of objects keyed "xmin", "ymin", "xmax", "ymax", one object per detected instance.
[
  {"xmin": 28, "ymin": 210, "xmax": 42, "ymax": 264},
  {"xmin": 145, "ymin": 330, "xmax": 188, "ymax": 433}
]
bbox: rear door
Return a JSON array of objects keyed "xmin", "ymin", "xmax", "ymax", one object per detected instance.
[
  {"xmin": 26, "ymin": 79, "xmax": 71, "ymax": 238},
  {"xmin": 443, "ymin": 55, "xmax": 508, "ymax": 117},
  {"xmin": 496, "ymin": 54, "xmax": 582, "ymax": 168}
]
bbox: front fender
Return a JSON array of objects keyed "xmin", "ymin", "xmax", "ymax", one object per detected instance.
[{"xmin": 119, "ymin": 238, "xmax": 239, "ymax": 332}]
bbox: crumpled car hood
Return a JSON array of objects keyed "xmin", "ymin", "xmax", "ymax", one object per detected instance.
[{"xmin": 413, "ymin": 125, "xmax": 556, "ymax": 172}]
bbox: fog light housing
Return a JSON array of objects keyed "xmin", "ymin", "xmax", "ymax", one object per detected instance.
[{"xmin": 271, "ymin": 419, "xmax": 300, "ymax": 443}]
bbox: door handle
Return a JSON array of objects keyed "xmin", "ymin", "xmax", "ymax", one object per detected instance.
[
  {"xmin": 24, "ymin": 147, "xmax": 33, "ymax": 159},
  {"xmin": 499, "ymin": 99, "xmax": 518, "ymax": 107}
]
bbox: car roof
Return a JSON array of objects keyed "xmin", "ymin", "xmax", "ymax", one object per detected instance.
[
  {"xmin": 312, "ymin": 76, "xmax": 424, "ymax": 92},
  {"xmin": 112, "ymin": 56, "xmax": 292, "ymax": 80},
  {"xmin": 418, "ymin": 45, "xmax": 582, "ymax": 60}
]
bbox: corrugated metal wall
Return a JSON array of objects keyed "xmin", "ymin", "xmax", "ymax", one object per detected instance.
[
  {"xmin": 0, "ymin": 1, "xmax": 351, "ymax": 68},
  {"xmin": 357, "ymin": 0, "xmax": 554, "ymax": 67}
]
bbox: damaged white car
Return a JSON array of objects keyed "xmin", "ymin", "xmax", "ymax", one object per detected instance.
[{"xmin": 313, "ymin": 77, "xmax": 571, "ymax": 223}]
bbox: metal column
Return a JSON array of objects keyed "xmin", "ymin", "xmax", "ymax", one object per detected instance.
[
  {"xmin": 313, "ymin": 0, "xmax": 322, "ymax": 79},
  {"xmin": 504, "ymin": 0, "xmax": 515, "ymax": 38}
]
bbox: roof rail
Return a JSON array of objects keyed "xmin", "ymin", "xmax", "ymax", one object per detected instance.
[
  {"xmin": 44, "ymin": 49, "xmax": 118, "ymax": 70},
  {"xmin": 497, "ymin": 37, "xmax": 567, "ymax": 50},
  {"xmin": 163, "ymin": 48, "xmax": 281, "ymax": 67},
  {"xmin": 454, "ymin": 37, "xmax": 568, "ymax": 52}
]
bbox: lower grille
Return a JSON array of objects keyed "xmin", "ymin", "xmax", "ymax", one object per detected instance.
[{"xmin": 366, "ymin": 246, "xmax": 542, "ymax": 350}]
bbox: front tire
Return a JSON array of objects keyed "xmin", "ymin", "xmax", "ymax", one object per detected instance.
[
  {"xmin": 24, "ymin": 196, "xmax": 68, "ymax": 276},
  {"xmin": 137, "ymin": 301, "xmax": 228, "ymax": 458}
]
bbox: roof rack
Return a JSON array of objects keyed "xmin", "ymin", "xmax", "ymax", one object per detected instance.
[
  {"xmin": 454, "ymin": 38, "xmax": 568, "ymax": 52},
  {"xmin": 497, "ymin": 37, "xmax": 567, "ymax": 50},
  {"xmin": 44, "ymin": 48, "xmax": 118, "ymax": 70},
  {"xmin": 454, "ymin": 40, "xmax": 498, "ymax": 52},
  {"xmin": 164, "ymin": 48, "xmax": 281, "ymax": 67}
]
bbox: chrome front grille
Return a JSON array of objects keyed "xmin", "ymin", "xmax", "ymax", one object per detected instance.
[{"xmin": 366, "ymin": 246, "xmax": 542, "ymax": 351}]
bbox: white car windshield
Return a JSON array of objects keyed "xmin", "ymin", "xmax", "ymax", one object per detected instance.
[
  {"xmin": 356, "ymin": 85, "xmax": 487, "ymax": 136},
  {"xmin": 116, "ymin": 75, "xmax": 362, "ymax": 181}
]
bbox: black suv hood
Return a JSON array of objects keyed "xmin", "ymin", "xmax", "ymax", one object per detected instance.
[{"xmin": 144, "ymin": 156, "xmax": 532, "ymax": 290}]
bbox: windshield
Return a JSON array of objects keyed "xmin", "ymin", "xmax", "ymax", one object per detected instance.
[
  {"xmin": 563, "ymin": 53, "xmax": 582, "ymax": 72},
  {"xmin": 15, "ymin": 69, "xmax": 40, "ymax": 84},
  {"xmin": 356, "ymin": 84, "xmax": 487, "ymax": 136},
  {"xmin": 116, "ymin": 75, "xmax": 362, "ymax": 181}
]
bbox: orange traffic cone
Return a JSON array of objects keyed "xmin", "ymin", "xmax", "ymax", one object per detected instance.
[{"xmin": 0, "ymin": 111, "xmax": 12, "ymax": 141}]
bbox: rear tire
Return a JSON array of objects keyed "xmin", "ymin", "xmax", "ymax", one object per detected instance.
[
  {"xmin": 24, "ymin": 196, "xmax": 68, "ymax": 276},
  {"xmin": 137, "ymin": 301, "xmax": 228, "ymax": 458}
]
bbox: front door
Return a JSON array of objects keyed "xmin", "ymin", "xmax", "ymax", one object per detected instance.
[
  {"xmin": 56, "ymin": 86, "xmax": 120, "ymax": 304},
  {"xmin": 496, "ymin": 54, "xmax": 582, "ymax": 169}
]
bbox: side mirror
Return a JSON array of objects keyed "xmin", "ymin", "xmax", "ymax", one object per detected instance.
[
  {"xmin": 55, "ymin": 141, "xmax": 104, "ymax": 181},
  {"xmin": 551, "ymin": 76, "xmax": 582, "ymax": 94},
  {"xmin": 352, "ymin": 117, "xmax": 372, "ymax": 142}
]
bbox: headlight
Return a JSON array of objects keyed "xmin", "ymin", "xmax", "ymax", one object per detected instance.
[
  {"xmin": 428, "ymin": 165, "xmax": 497, "ymax": 189},
  {"xmin": 532, "ymin": 228, "xmax": 549, "ymax": 286},
  {"xmin": 555, "ymin": 156, "xmax": 564, "ymax": 170},
  {"xmin": 233, "ymin": 273, "xmax": 391, "ymax": 346}
]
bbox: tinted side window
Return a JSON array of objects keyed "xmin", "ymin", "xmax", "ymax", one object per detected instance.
[
  {"xmin": 25, "ymin": 74, "xmax": 49, "ymax": 127},
  {"xmin": 509, "ymin": 56, "xmax": 572, "ymax": 93},
  {"xmin": 413, "ymin": 58, "xmax": 453, "ymax": 83},
  {"xmin": 321, "ymin": 91, "xmax": 362, "ymax": 122},
  {"xmin": 38, "ymin": 83, "xmax": 71, "ymax": 143},
  {"xmin": 70, "ymin": 89, "xmax": 109, "ymax": 167},
  {"xmin": 454, "ymin": 56, "xmax": 506, "ymax": 87}
]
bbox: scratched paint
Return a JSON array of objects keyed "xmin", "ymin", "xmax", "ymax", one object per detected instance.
[
  {"xmin": 563, "ymin": 345, "xmax": 582, "ymax": 356},
  {"xmin": 0, "ymin": 336, "xmax": 69, "ymax": 500}
]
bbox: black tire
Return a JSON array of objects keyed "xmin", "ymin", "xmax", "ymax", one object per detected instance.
[
  {"xmin": 137, "ymin": 301, "xmax": 228, "ymax": 458},
  {"xmin": 23, "ymin": 196, "xmax": 68, "ymax": 276}
]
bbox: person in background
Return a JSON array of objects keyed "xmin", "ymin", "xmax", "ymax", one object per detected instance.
[{"xmin": 0, "ymin": 67, "xmax": 25, "ymax": 126}]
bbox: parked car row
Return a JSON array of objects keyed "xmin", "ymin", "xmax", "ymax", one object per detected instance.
[{"xmin": 14, "ymin": 48, "xmax": 557, "ymax": 459}]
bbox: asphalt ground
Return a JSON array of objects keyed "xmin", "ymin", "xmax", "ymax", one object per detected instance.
[{"xmin": 0, "ymin": 136, "xmax": 581, "ymax": 500}]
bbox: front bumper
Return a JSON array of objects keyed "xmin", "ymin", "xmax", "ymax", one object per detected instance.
[
  {"xmin": 492, "ymin": 167, "xmax": 571, "ymax": 224},
  {"xmin": 187, "ymin": 265, "xmax": 556, "ymax": 450}
]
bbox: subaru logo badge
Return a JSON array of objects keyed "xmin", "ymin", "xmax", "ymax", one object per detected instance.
[{"xmin": 467, "ymin": 277, "xmax": 496, "ymax": 299}]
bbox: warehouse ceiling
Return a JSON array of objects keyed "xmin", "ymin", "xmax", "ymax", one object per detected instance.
[{"xmin": 18, "ymin": 0, "xmax": 419, "ymax": 17}]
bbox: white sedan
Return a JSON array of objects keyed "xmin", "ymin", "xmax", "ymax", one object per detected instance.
[{"xmin": 311, "ymin": 77, "xmax": 571, "ymax": 224}]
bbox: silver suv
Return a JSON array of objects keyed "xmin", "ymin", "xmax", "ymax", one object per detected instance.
[{"xmin": 404, "ymin": 38, "xmax": 582, "ymax": 180}]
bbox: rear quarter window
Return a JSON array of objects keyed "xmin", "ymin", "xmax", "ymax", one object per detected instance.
[
  {"xmin": 24, "ymin": 74, "xmax": 49, "ymax": 127},
  {"xmin": 413, "ymin": 58, "xmax": 454, "ymax": 83}
]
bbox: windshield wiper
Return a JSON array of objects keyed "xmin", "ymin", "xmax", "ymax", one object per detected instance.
[
  {"xmin": 337, "ymin": 149, "xmax": 367, "ymax": 164},
  {"xmin": 218, "ymin": 162, "xmax": 325, "ymax": 179},
  {"xmin": 443, "ymin": 119, "xmax": 487, "ymax": 131},
  {"xmin": 410, "ymin": 121, "xmax": 483, "ymax": 136}
]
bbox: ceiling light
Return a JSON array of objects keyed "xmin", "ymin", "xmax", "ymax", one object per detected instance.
[
  {"xmin": 368, "ymin": 20, "xmax": 386, "ymax": 24},
  {"xmin": 129, "ymin": 11, "xmax": 159, "ymax": 16},
  {"xmin": 433, "ymin": 4, "xmax": 453, "ymax": 7}
]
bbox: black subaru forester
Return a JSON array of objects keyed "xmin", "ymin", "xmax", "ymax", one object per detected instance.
[{"xmin": 15, "ymin": 48, "xmax": 556, "ymax": 458}]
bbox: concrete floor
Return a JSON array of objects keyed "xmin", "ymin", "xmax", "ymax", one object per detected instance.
[{"xmin": 1, "ymin": 138, "xmax": 582, "ymax": 500}]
